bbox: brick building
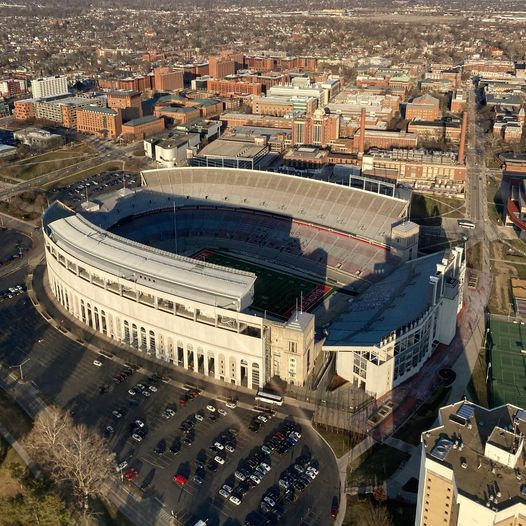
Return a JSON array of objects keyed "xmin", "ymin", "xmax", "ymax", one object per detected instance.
[
  {"xmin": 207, "ymin": 79, "xmax": 262, "ymax": 96},
  {"xmin": 220, "ymin": 112, "xmax": 293, "ymax": 129},
  {"xmin": 107, "ymin": 90, "xmax": 143, "ymax": 121},
  {"xmin": 292, "ymin": 108, "xmax": 340, "ymax": 147},
  {"xmin": 252, "ymin": 95, "xmax": 317, "ymax": 116},
  {"xmin": 99, "ymin": 75, "xmax": 153, "ymax": 93},
  {"xmin": 450, "ymin": 90, "xmax": 466, "ymax": 113},
  {"xmin": 0, "ymin": 79, "xmax": 27, "ymax": 98},
  {"xmin": 406, "ymin": 94, "xmax": 441, "ymax": 121},
  {"xmin": 154, "ymin": 106, "xmax": 200, "ymax": 124},
  {"xmin": 121, "ymin": 115, "xmax": 165, "ymax": 141},
  {"xmin": 14, "ymin": 99, "xmax": 36, "ymax": 120},
  {"xmin": 208, "ymin": 56, "xmax": 236, "ymax": 79},
  {"xmin": 407, "ymin": 119, "xmax": 462, "ymax": 143},
  {"xmin": 76, "ymin": 106, "xmax": 122, "ymax": 139},
  {"xmin": 352, "ymin": 129, "xmax": 418, "ymax": 152},
  {"xmin": 153, "ymin": 67, "xmax": 184, "ymax": 92}
]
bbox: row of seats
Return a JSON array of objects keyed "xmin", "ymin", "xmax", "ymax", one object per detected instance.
[{"xmin": 109, "ymin": 208, "xmax": 400, "ymax": 282}]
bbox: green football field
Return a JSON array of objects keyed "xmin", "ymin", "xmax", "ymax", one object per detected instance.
[
  {"xmin": 489, "ymin": 318, "xmax": 526, "ymax": 408},
  {"xmin": 192, "ymin": 249, "xmax": 333, "ymax": 319}
]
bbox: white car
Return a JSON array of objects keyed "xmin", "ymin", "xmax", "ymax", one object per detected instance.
[
  {"xmin": 131, "ymin": 433, "xmax": 143, "ymax": 442},
  {"xmin": 214, "ymin": 442, "xmax": 224, "ymax": 450},
  {"xmin": 206, "ymin": 405, "xmax": 216, "ymax": 413},
  {"xmin": 142, "ymin": 390, "xmax": 151, "ymax": 397},
  {"xmin": 166, "ymin": 408, "xmax": 176, "ymax": 417},
  {"xmin": 259, "ymin": 462, "xmax": 271, "ymax": 473},
  {"xmin": 214, "ymin": 455, "xmax": 225, "ymax": 465},
  {"xmin": 218, "ymin": 488, "xmax": 230, "ymax": 499},
  {"xmin": 250, "ymin": 474, "xmax": 261, "ymax": 484},
  {"xmin": 263, "ymin": 496, "xmax": 276, "ymax": 508},
  {"xmin": 225, "ymin": 444, "xmax": 236, "ymax": 453},
  {"xmin": 222, "ymin": 484, "xmax": 233, "ymax": 494},
  {"xmin": 306, "ymin": 468, "xmax": 318, "ymax": 480},
  {"xmin": 148, "ymin": 385, "xmax": 158, "ymax": 392},
  {"xmin": 195, "ymin": 413, "xmax": 204, "ymax": 422},
  {"xmin": 257, "ymin": 415, "xmax": 268, "ymax": 423},
  {"xmin": 93, "ymin": 360, "xmax": 103, "ymax": 367},
  {"xmin": 217, "ymin": 408, "xmax": 227, "ymax": 417},
  {"xmin": 116, "ymin": 461, "xmax": 128, "ymax": 472},
  {"xmin": 229, "ymin": 495, "xmax": 241, "ymax": 506},
  {"xmin": 134, "ymin": 419, "xmax": 145, "ymax": 428},
  {"xmin": 112, "ymin": 410, "xmax": 122, "ymax": 419},
  {"xmin": 290, "ymin": 431, "xmax": 302, "ymax": 441},
  {"xmin": 225, "ymin": 401, "xmax": 237, "ymax": 409},
  {"xmin": 234, "ymin": 470, "xmax": 246, "ymax": 481},
  {"xmin": 128, "ymin": 388, "xmax": 136, "ymax": 396}
]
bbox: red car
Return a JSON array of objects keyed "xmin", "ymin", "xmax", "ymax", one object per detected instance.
[
  {"xmin": 173, "ymin": 474, "xmax": 187, "ymax": 485},
  {"xmin": 274, "ymin": 432, "xmax": 286, "ymax": 441},
  {"xmin": 123, "ymin": 468, "xmax": 138, "ymax": 481},
  {"xmin": 331, "ymin": 497, "xmax": 339, "ymax": 519}
]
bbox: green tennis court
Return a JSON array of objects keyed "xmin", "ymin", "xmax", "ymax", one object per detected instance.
[{"xmin": 489, "ymin": 318, "xmax": 526, "ymax": 408}]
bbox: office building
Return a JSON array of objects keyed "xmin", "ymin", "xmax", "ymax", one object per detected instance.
[{"xmin": 76, "ymin": 106, "xmax": 122, "ymax": 139}]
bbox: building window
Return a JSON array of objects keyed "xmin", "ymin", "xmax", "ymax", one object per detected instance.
[{"xmin": 288, "ymin": 341, "xmax": 297, "ymax": 353}]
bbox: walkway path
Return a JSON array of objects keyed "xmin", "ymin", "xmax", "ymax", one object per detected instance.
[{"xmin": 0, "ymin": 419, "xmax": 41, "ymax": 479}]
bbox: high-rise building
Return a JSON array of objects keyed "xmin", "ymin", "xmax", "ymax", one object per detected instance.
[
  {"xmin": 417, "ymin": 400, "xmax": 526, "ymax": 526},
  {"xmin": 208, "ymin": 56, "xmax": 236, "ymax": 79},
  {"xmin": 292, "ymin": 108, "xmax": 340, "ymax": 147},
  {"xmin": 153, "ymin": 67, "xmax": 184, "ymax": 92},
  {"xmin": 31, "ymin": 75, "xmax": 69, "ymax": 99}
]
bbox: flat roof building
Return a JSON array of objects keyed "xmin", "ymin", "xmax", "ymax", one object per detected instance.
[
  {"xmin": 417, "ymin": 400, "xmax": 526, "ymax": 526},
  {"xmin": 31, "ymin": 75, "xmax": 69, "ymax": 99}
]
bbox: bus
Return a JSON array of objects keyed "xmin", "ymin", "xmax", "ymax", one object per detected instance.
[
  {"xmin": 457, "ymin": 219, "xmax": 475, "ymax": 229},
  {"xmin": 255, "ymin": 389, "xmax": 283, "ymax": 406}
]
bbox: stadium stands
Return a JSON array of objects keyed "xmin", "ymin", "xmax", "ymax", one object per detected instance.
[{"xmin": 141, "ymin": 167, "xmax": 409, "ymax": 246}]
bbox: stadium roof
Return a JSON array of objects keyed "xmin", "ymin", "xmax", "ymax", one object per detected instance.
[
  {"xmin": 324, "ymin": 252, "xmax": 445, "ymax": 347},
  {"xmin": 43, "ymin": 203, "xmax": 256, "ymax": 309}
]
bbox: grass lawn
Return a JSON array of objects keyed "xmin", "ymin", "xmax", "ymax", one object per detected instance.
[
  {"xmin": 487, "ymin": 176, "xmax": 505, "ymax": 225},
  {"xmin": 192, "ymin": 249, "xmax": 333, "ymax": 318},
  {"xmin": 315, "ymin": 428, "xmax": 351, "ymax": 459},
  {"xmin": 348, "ymin": 443, "xmax": 409, "ymax": 487},
  {"xmin": 393, "ymin": 386, "xmax": 451, "ymax": 445},
  {"xmin": 410, "ymin": 192, "xmax": 465, "ymax": 226},
  {"xmin": 0, "ymin": 389, "xmax": 32, "ymax": 439},
  {"xmin": 0, "ymin": 437, "xmax": 26, "ymax": 497},
  {"xmin": 5, "ymin": 143, "xmax": 98, "ymax": 181},
  {"xmin": 43, "ymin": 160, "xmax": 125, "ymax": 189},
  {"xmin": 343, "ymin": 496, "xmax": 416, "ymax": 526}
]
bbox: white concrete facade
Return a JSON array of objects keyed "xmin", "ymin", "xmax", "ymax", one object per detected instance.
[
  {"xmin": 31, "ymin": 75, "xmax": 69, "ymax": 99},
  {"xmin": 44, "ymin": 230, "xmax": 266, "ymax": 389}
]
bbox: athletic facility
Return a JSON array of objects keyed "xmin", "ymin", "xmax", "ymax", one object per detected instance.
[
  {"xmin": 488, "ymin": 317, "xmax": 526, "ymax": 409},
  {"xmin": 42, "ymin": 167, "xmax": 465, "ymax": 398}
]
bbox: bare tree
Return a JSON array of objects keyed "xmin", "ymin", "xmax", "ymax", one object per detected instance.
[
  {"xmin": 25, "ymin": 406, "xmax": 113, "ymax": 515},
  {"xmin": 358, "ymin": 498, "xmax": 393, "ymax": 526}
]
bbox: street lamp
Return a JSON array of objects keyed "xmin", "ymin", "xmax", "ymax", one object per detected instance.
[{"xmin": 10, "ymin": 357, "xmax": 30, "ymax": 381}]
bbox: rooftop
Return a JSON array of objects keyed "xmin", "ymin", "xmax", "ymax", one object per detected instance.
[
  {"xmin": 424, "ymin": 401, "xmax": 526, "ymax": 511},
  {"xmin": 123, "ymin": 115, "xmax": 161, "ymax": 127},
  {"xmin": 325, "ymin": 251, "xmax": 445, "ymax": 346},
  {"xmin": 80, "ymin": 105, "xmax": 117, "ymax": 115},
  {"xmin": 196, "ymin": 138, "xmax": 268, "ymax": 159}
]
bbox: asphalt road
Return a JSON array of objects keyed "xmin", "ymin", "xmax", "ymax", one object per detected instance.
[{"xmin": 0, "ymin": 281, "xmax": 339, "ymax": 526}]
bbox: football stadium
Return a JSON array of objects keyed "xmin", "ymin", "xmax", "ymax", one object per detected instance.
[{"xmin": 42, "ymin": 167, "xmax": 466, "ymax": 398}]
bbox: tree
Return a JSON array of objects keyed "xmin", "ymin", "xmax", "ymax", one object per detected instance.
[
  {"xmin": 25, "ymin": 407, "xmax": 113, "ymax": 516},
  {"xmin": 358, "ymin": 497, "xmax": 393, "ymax": 526}
]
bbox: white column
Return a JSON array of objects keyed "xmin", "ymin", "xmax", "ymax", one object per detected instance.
[{"xmin": 183, "ymin": 346, "xmax": 189, "ymax": 369}]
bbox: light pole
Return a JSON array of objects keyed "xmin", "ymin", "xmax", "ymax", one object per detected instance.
[{"xmin": 10, "ymin": 357, "xmax": 30, "ymax": 381}]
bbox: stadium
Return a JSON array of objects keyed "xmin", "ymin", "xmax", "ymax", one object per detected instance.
[{"xmin": 42, "ymin": 167, "xmax": 465, "ymax": 398}]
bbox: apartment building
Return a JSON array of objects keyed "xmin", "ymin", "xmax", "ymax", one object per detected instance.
[
  {"xmin": 31, "ymin": 75, "xmax": 69, "ymax": 98},
  {"xmin": 417, "ymin": 401, "xmax": 526, "ymax": 526}
]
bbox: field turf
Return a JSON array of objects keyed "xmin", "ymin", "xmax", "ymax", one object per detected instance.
[
  {"xmin": 489, "ymin": 318, "xmax": 526, "ymax": 408},
  {"xmin": 192, "ymin": 249, "xmax": 333, "ymax": 319}
]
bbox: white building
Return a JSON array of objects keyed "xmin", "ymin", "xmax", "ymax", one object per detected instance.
[
  {"xmin": 324, "ymin": 246, "xmax": 465, "ymax": 399},
  {"xmin": 144, "ymin": 132, "xmax": 200, "ymax": 168},
  {"xmin": 31, "ymin": 75, "xmax": 69, "ymax": 99}
]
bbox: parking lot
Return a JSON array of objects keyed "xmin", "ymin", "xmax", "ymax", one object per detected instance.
[
  {"xmin": 50, "ymin": 169, "xmax": 140, "ymax": 208},
  {"xmin": 0, "ymin": 290, "xmax": 339, "ymax": 526},
  {"xmin": 0, "ymin": 228, "xmax": 32, "ymax": 268}
]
